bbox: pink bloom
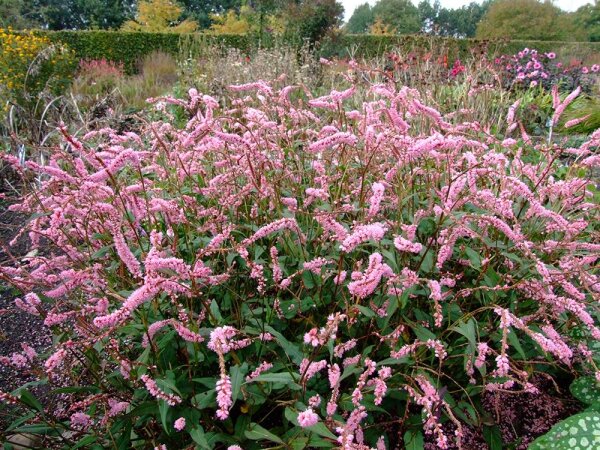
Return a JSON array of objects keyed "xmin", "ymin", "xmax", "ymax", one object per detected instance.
[
  {"xmin": 546, "ymin": 52, "xmax": 556, "ymax": 59},
  {"xmin": 297, "ymin": 408, "xmax": 319, "ymax": 427},
  {"xmin": 347, "ymin": 253, "xmax": 393, "ymax": 299},
  {"xmin": 367, "ymin": 182, "xmax": 385, "ymax": 218},
  {"xmin": 340, "ymin": 223, "xmax": 388, "ymax": 252},
  {"xmin": 141, "ymin": 374, "xmax": 182, "ymax": 406},
  {"xmin": 246, "ymin": 361, "xmax": 273, "ymax": 382},
  {"xmin": 308, "ymin": 132, "xmax": 357, "ymax": 153},
  {"xmin": 592, "ymin": 64, "xmax": 599, "ymax": 73},
  {"xmin": 216, "ymin": 374, "xmax": 233, "ymax": 420},
  {"xmin": 582, "ymin": 66, "xmax": 589, "ymax": 74},
  {"xmin": 174, "ymin": 417, "xmax": 186, "ymax": 431},
  {"xmin": 393, "ymin": 236, "xmax": 422, "ymax": 254},
  {"xmin": 70, "ymin": 412, "xmax": 91, "ymax": 429}
]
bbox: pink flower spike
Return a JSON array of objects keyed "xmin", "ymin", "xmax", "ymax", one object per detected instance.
[
  {"xmin": 297, "ymin": 408, "xmax": 319, "ymax": 427},
  {"xmin": 174, "ymin": 417, "xmax": 186, "ymax": 431}
]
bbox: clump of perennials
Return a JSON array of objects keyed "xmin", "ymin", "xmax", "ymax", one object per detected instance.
[{"xmin": 1, "ymin": 67, "xmax": 599, "ymax": 449}]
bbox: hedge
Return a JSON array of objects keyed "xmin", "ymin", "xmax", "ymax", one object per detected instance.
[
  {"xmin": 26, "ymin": 30, "xmax": 600, "ymax": 74},
  {"xmin": 30, "ymin": 31, "xmax": 253, "ymax": 74}
]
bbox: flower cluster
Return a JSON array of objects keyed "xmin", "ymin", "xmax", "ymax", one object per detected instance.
[
  {"xmin": 494, "ymin": 47, "xmax": 599, "ymax": 92},
  {"xmin": 0, "ymin": 28, "xmax": 74, "ymax": 108},
  {"xmin": 1, "ymin": 75, "xmax": 599, "ymax": 449}
]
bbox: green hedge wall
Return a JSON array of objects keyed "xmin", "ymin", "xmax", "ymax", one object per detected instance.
[
  {"xmin": 30, "ymin": 30, "xmax": 600, "ymax": 74},
  {"xmin": 31, "ymin": 31, "xmax": 253, "ymax": 74}
]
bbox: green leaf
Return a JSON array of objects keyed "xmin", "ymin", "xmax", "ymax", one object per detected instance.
[
  {"xmin": 417, "ymin": 217, "xmax": 436, "ymax": 238},
  {"xmin": 404, "ymin": 429, "xmax": 424, "ymax": 450},
  {"xmin": 507, "ymin": 329, "xmax": 527, "ymax": 360},
  {"xmin": 570, "ymin": 377, "xmax": 600, "ymax": 405},
  {"xmin": 159, "ymin": 400, "xmax": 169, "ymax": 432},
  {"xmin": 15, "ymin": 389, "xmax": 43, "ymax": 412},
  {"xmin": 5, "ymin": 412, "xmax": 36, "ymax": 432},
  {"xmin": 230, "ymin": 363, "xmax": 247, "ymax": 402},
  {"xmin": 355, "ymin": 305, "xmax": 377, "ymax": 318},
  {"xmin": 244, "ymin": 423, "xmax": 284, "ymax": 444},
  {"xmin": 464, "ymin": 247, "xmax": 482, "ymax": 269},
  {"xmin": 529, "ymin": 412, "xmax": 600, "ymax": 449},
  {"xmin": 290, "ymin": 437, "xmax": 308, "ymax": 450},
  {"xmin": 210, "ymin": 299, "xmax": 223, "ymax": 323},
  {"xmin": 192, "ymin": 389, "xmax": 216, "ymax": 409},
  {"xmin": 73, "ymin": 435, "xmax": 98, "ymax": 449},
  {"xmin": 190, "ymin": 426, "xmax": 211, "ymax": 449},
  {"xmin": 264, "ymin": 326, "xmax": 303, "ymax": 364},
  {"xmin": 302, "ymin": 271, "xmax": 315, "ymax": 289},
  {"xmin": 247, "ymin": 372, "xmax": 299, "ymax": 384},
  {"xmin": 412, "ymin": 323, "xmax": 438, "ymax": 341},
  {"xmin": 483, "ymin": 425, "xmax": 503, "ymax": 450},
  {"xmin": 450, "ymin": 318, "xmax": 477, "ymax": 349}
]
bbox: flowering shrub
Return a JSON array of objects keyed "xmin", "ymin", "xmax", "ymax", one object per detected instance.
[
  {"xmin": 71, "ymin": 59, "xmax": 125, "ymax": 102},
  {"xmin": 494, "ymin": 47, "xmax": 599, "ymax": 92},
  {"xmin": 0, "ymin": 28, "xmax": 75, "ymax": 110},
  {"xmin": 78, "ymin": 58, "xmax": 125, "ymax": 80},
  {"xmin": 1, "ymin": 78, "xmax": 599, "ymax": 449}
]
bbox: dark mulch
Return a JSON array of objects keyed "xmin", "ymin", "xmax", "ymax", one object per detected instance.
[{"xmin": 0, "ymin": 178, "xmax": 52, "ymax": 431}]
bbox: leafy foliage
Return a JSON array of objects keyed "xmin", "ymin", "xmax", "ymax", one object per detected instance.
[
  {"xmin": 529, "ymin": 412, "xmax": 600, "ymax": 449},
  {"xmin": 371, "ymin": 0, "xmax": 421, "ymax": 35},
  {"xmin": 121, "ymin": 0, "xmax": 198, "ymax": 33},
  {"xmin": 418, "ymin": 0, "xmax": 492, "ymax": 38},
  {"xmin": 283, "ymin": 0, "xmax": 344, "ymax": 44},
  {"xmin": 23, "ymin": 0, "xmax": 136, "ymax": 30},
  {"xmin": 0, "ymin": 28, "xmax": 75, "ymax": 109},
  {"xmin": 476, "ymin": 0, "xmax": 586, "ymax": 41},
  {"xmin": 570, "ymin": 377, "xmax": 600, "ymax": 406},
  {"xmin": 345, "ymin": 2, "xmax": 375, "ymax": 34},
  {"xmin": 573, "ymin": 0, "xmax": 600, "ymax": 43}
]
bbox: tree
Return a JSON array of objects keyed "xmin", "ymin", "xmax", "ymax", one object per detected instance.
[
  {"xmin": 436, "ymin": 1, "xmax": 490, "ymax": 37},
  {"xmin": 418, "ymin": 0, "xmax": 490, "ymax": 37},
  {"xmin": 476, "ymin": 0, "xmax": 585, "ymax": 41},
  {"xmin": 122, "ymin": 0, "xmax": 198, "ymax": 32},
  {"xmin": 177, "ymin": 0, "xmax": 241, "ymax": 29},
  {"xmin": 283, "ymin": 0, "xmax": 344, "ymax": 44},
  {"xmin": 0, "ymin": 0, "xmax": 38, "ymax": 29},
  {"xmin": 418, "ymin": 0, "xmax": 441, "ymax": 33},
  {"xmin": 371, "ymin": 0, "xmax": 421, "ymax": 35},
  {"xmin": 22, "ymin": 0, "xmax": 135, "ymax": 30},
  {"xmin": 345, "ymin": 2, "xmax": 374, "ymax": 33},
  {"xmin": 573, "ymin": 0, "xmax": 600, "ymax": 41}
]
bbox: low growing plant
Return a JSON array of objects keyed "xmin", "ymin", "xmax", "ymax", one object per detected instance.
[{"xmin": 0, "ymin": 78, "xmax": 599, "ymax": 449}]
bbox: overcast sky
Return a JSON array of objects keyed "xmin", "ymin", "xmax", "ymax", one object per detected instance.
[{"xmin": 340, "ymin": 0, "xmax": 593, "ymax": 20}]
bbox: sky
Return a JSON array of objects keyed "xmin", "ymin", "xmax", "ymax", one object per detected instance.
[{"xmin": 340, "ymin": 0, "xmax": 593, "ymax": 20}]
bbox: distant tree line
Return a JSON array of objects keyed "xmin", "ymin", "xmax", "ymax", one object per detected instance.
[
  {"xmin": 346, "ymin": 0, "xmax": 599, "ymax": 41},
  {"xmin": 0, "ymin": 0, "xmax": 598, "ymax": 42}
]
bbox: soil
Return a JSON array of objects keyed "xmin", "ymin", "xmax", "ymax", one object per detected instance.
[{"xmin": 0, "ymin": 178, "xmax": 52, "ymax": 431}]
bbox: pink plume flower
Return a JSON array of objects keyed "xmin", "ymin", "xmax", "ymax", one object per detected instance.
[
  {"xmin": 297, "ymin": 408, "xmax": 319, "ymax": 427},
  {"xmin": 174, "ymin": 417, "xmax": 186, "ymax": 431}
]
